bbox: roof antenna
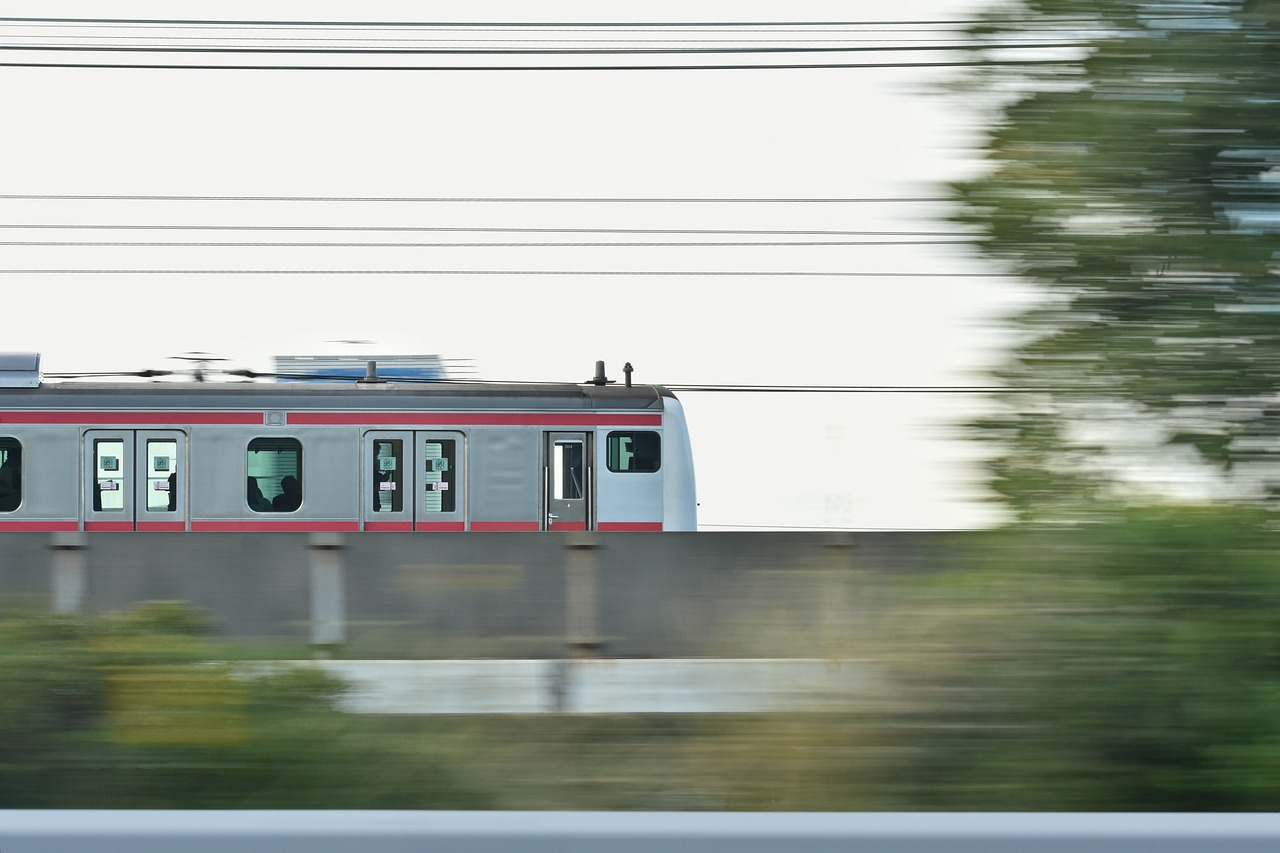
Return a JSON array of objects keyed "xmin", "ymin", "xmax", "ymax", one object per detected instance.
[
  {"xmin": 358, "ymin": 360, "xmax": 385, "ymax": 384},
  {"xmin": 589, "ymin": 360, "xmax": 610, "ymax": 386},
  {"xmin": 623, "ymin": 362, "xmax": 633, "ymax": 388}
]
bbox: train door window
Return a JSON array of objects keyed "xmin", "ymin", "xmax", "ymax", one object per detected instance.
[
  {"xmin": 422, "ymin": 439, "xmax": 456, "ymax": 513},
  {"xmin": 95, "ymin": 439, "xmax": 126, "ymax": 512},
  {"xmin": 553, "ymin": 440, "xmax": 584, "ymax": 500},
  {"xmin": 606, "ymin": 431, "xmax": 661, "ymax": 473},
  {"xmin": 247, "ymin": 437, "xmax": 302, "ymax": 513},
  {"xmin": 145, "ymin": 439, "xmax": 178, "ymax": 513},
  {"xmin": 373, "ymin": 439, "xmax": 404, "ymax": 513},
  {"xmin": 0, "ymin": 438, "xmax": 20, "ymax": 512}
]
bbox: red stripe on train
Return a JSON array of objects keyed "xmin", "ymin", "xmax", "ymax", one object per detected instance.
[
  {"xmin": 598, "ymin": 522, "xmax": 664, "ymax": 532},
  {"xmin": 470, "ymin": 521, "xmax": 541, "ymax": 532},
  {"xmin": 0, "ymin": 411, "xmax": 263, "ymax": 425},
  {"xmin": 287, "ymin": 412, "xmax": 662, "ymax": 427},
  {"xmin": 363, "ymin": 521, "xmax": 414, "ymax": 532},
  {"xmin": 189, "ymin": 520, "xmax": 361, "ymax": 532},
  {"xmin": 84, "ymin": 521, "xmax": 135, "ymax": 532},
  {"xmin": 136, "ymin": 521, "xmax": 187, "ymax": 532}
]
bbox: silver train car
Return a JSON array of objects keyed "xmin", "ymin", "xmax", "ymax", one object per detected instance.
[{"xmin": 0, "ymin": 355, "xmax": 697, "ymax": 533}]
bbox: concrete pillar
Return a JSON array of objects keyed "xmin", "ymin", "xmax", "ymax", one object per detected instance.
[
  {"xmin": 565, "ymin": 531, "xmax": 600, "ymax": 657},
  {"xmin": 50, "ymin": 531, "xmax": 87, "ymax": 614},
  {"xmin": 309, "ymin": 532, "xmax": 346, "ymax": 654}
]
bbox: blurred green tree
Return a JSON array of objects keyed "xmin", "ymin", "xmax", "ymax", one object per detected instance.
[
  {"xmin": 895, "ymin": 505, "xmax": 1280, "ymax": 809},
  {"xmin": 956, "ymin": 0, "xmax": 1280, "ymax": 519}
]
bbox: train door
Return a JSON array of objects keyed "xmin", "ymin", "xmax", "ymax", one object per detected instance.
[
  {"xmin": 544, "ymin": 432, "xmax": 591, "ymax": 531},
  {"xmin": 82, "ymin": 429, "xmax": 186, "ymax": 531},
  {"xmin": 363, "ymin": 431, "xmax": 465, "ymax": 531}
]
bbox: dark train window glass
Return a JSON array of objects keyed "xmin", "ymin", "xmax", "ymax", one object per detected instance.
[
  {"xmin": 146, "ymin": 439, "xmax": 178, "ymax": 513},
  {"xmin": 553, "ymin": 440, "xmax": 584, "ymax": 500},
  {"xmin": 373, "ymin": 439, "xmax": 403, "ymax": 513},
  {"xmin": 606, "ymin": 431, "xmax": 661, "ymax": 473},
  {"xmin": 94, "ymin": 439, "xmax": 126, "ymax": 512},
  {"xmin": 0, "ymin": 438, "xmax": 20, "ymax": 512},
  {"xmin": 423, "ymin": 440, "xmax": 455, "ymax": 513},
  {"xmin": 247, "ymin": 437, "xmax": 302, "ymax": 513}
]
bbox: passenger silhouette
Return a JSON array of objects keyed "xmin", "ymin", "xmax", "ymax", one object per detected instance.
[
  {"xmin": 247, "ymin": 476, "xmax": 272, "ymax": 512},
  {"xmin": 273, "ymin": 474, "xmax": 301, "ymax": 512}
]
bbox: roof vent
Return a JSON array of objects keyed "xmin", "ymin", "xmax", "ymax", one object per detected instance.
[{"xmin": 0, "ymin": 352, "xmax": 40, "ymax": 388}]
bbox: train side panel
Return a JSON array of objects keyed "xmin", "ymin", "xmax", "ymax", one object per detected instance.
[
  {"xmin": 0, "ymin": 425, "xmax": 79, "ymax": 529},
  {"xmin": 470, "ymin": 428, "xmax": 540, "ymax": 531}
]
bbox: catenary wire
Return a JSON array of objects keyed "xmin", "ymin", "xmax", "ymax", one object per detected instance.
[
  {"xmin": 0, "ymin": 224, "xmax": 966, "ymax": 236},
  {"xmin": 0, "ymin": 193, "xmax": 951, "ymax": 202},
  {"xmin": 0, "ymin": 58, "xmax": 1065, "ymax": 71},
  {"xmin": 0, "ymin": 42, "xmax": 1082, "ymax": 55},
  {"xmin": 0, "ymin": 239, "xmax": 969, "ymax": 247},
  {"xmin": 0, "ymin": 269, "xmax": 1013, "ymax": 276},
  {"xmin": 0, "ymin": 14, "xmax": 1228, "ymax": 27}
]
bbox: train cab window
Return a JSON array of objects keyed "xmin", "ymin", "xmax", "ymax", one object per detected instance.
[
  {"xmin": 146, "ymin": 439, "xmax": 178, "ymax": 513},
  {"xmin": 373, "ymin": 439, "xmax": 403, "ymax": 513},
  {"xmin": 606, "ymin": 431, "xmax": 661, "ymax": 473},
  {"xmin": 423, "ymin": 440, "xmax": 456, "ymax": 513},
  {"xmin": 247, "ymin": 438, "xmax": 302, "ymax": 513},
  {"xmin": 94, "ymin": 439, "xmax": 126, "ymax": 512},
  {"xmin": 0, "ymin": 438, "xmax": 20, "ymax": 512}
]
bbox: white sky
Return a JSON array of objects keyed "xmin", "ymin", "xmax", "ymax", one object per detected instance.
[{"xmin": 1, "ymin": 0, "xmax": 1018, "ymax": 530}]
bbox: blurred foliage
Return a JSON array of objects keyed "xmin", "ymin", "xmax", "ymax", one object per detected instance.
[
  {"xmin": 955, "ymin": 0, "xmax": 1280, "ymax": 518},
  {"xmin": 0, "ymin": 601, "xmax": 489, "ymax": 808},
  {"xmin": 889, "ymin": 504, "xmax": 1280, "ymax": 809}
]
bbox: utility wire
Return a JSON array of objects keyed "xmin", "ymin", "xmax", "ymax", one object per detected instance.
[
  {"xmin": 666, "ymin": 384, "xmax": 1014, "ymax": 393},
  {"xmin": 0, "ymin": 268, "xmax": 1011, "ymax": 276},
  {"xmin": 0, "ymin": 14, "xmax": 1228, "ymax": 27},
  {"xmin": 0, "ymin": 42, "xmax": 1080, "ymax": 55},
  {"xmin": 0, "ymin": 193, "xmax": 950, "ymax": 202},
  {"xmin": 0, "ymin": 58, "xmax": 1063, "ymax": 71},
  {"xmin": 0, "ymin": 239, "xmax": 968, "ymax": 248},
  {"xmin": 0, "ymin": 224, "xmax": 965, "ymax": 236}
]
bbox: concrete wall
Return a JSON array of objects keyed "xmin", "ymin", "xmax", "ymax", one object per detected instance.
[{"xmin": 0, "ymin": 532, "xmax": 972, "ymax": 657}]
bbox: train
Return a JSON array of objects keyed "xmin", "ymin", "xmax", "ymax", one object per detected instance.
[{"xmin": 0, "ymin": 354, "xmax": 697, "ymax": 533}]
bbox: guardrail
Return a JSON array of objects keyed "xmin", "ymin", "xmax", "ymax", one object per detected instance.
[{"xmin": 3, "ymin": 811, "xmax": 1280, "ymax": 852}]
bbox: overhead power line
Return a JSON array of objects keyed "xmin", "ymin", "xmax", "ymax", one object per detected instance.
[
  {"xmin": 0, "ymin": 14, "xmax": 1228, "ymax": 28},
  {"xmin": 665, "ymin": 384, "xmax": 1013, "ymax": 393},
  {"xmin": 0, "ymin": 42, "xmax": 1079, "ymax": 56},
  {"xmin": 0, "ymin": 268, "xmax": 1009, "ymax": 277},
  {"xmin": 0, "ymin": 193, "xmax": 949, "ymax": 203},
  {"xmin": 0, "ymin": 239, "xmax": 967, "ymax": 248},
  {"xmin": 0, "ymin": 58, "xmax": 1062, "ymax": 72},
  {"xmin": 0, "ymin": 224, "xmax": 965, "ymax": 236}
]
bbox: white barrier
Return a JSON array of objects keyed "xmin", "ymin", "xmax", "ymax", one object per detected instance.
[
  {"xmin": 2, "ymin": 812, "xmax": 1280, "ymax": 852},
  {"xmin": 270, "ymin": 658, "xmax": 878, "ymax": 714}
]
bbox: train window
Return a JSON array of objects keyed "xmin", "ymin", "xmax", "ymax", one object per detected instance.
[
  {"xmin": 606, "ymin": 431, "xmax": 661, "ymax": 473},
  {"xmin": 146, "ymin": 439, "xmax": 178, "ymax": 513},
  {"xmin": 94, "ymin": 439, "xmax": 126, "ymax": 512},
  {"xmin": 553, "ymin": 440, "xmax": 584, "ymax": 500},
  {"xmin": 373, "ymin": 439, "xmax": 403, "ymax": 513},
  {"xmin": 247, "ymin": 438, "xmax": 302, "ymax": 513},
  {"xmin": 0, "ymin": 438, "xmax": 20, "ymax": 512},
  {"xmin": 423, "ymin": 440, "xmax": 456, "ymax": 513}
]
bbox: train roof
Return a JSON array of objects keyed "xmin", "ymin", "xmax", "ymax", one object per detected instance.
[{"xmin": 0, "ymin": 378, "xmax": 673, "ymax": 412}]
